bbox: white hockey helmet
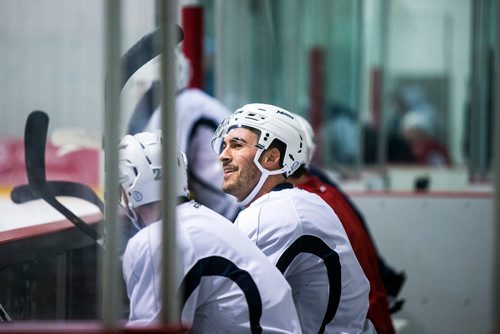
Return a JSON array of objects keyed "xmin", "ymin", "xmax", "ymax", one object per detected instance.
[
  {"xmin": 212, "ymin": 103, "xmax": 307, "ymax": 176},
  {"xmin": 294, "ymin": 114, "xmax": 317, "ymax": 167},
  {"xmin": 211, "ymin": 103, "xmax": 307, "ymax": 205},
  {"xmin": 119, "ymin": 130, "xmax": 189, "ymax": 211}
]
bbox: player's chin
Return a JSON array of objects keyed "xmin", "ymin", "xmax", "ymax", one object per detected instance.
[
  {"xmin": 221, "ymin": 182, "xmax": 232, "ymax": 193},
  {"xmin": 223, "ymin": 170, "xmax": 242, "ymax": 189},
  {"xmin": 222, "ymin": 181, "xmax": 237, "ymax": 196}
]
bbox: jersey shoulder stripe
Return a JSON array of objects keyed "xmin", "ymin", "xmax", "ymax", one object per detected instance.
[
  {"xmin": 276, "ymin": 235, "xmax": 341, "ymax": 333},
  {"xmin": 179, "ymin": 255, "xmax": 263, "ymax": 334}
]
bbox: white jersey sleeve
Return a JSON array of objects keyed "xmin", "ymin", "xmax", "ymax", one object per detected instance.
[
  {"xmin": 235, "ymin": 187, "xmax": 374, "ymax": 334},
  {"xmin": 123, "ymin": 200, "xmax": 302, "ymax": 333},
  {"xmin": 122, "ymin": 222, "xmax": 163, "ymax": 326}
]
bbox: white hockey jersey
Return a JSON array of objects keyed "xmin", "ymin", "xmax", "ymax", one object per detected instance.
[
  {"xmin": 123, "ymin": 200, "xmax": 302, "ymax": 333},
  {"xmin": 234, "ymin": 184, "xmax": 375, "ymax": 334},
  {"xmin": 145, "ymin": 88, "xmax": 241, "ymax": 221}
]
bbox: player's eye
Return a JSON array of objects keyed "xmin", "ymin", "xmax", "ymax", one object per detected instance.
[{"xmin": 230, "ymin": 139, "xmax": 246, "ymax": 149}]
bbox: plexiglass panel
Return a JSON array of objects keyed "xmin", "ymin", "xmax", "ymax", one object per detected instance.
[
  {"xmin": 208, "ymin": 0, "xmax": 493, "ymax": 191},
  {"xmin": 0, "ymin": 0, "xmax": 105, "ymax": 321},
  {"xmin": 0, "ymin": 0, "xmax": 159, "ymax": 324}
]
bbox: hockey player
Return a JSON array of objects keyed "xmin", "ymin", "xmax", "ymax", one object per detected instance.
[
  {"xmin": 291, "ymin": 114, "xmax": 395, "ymax": 334},
  {"xmin": 119, "ymin": 131, "xmax": 301, "ymax": 332},
  {"xmin": 211, "ymin": 104, "xmax": 376, "ymax": 333},
  {"xmin": 143, "ymin": 48, "xmax": 241, "ymax": 221}
]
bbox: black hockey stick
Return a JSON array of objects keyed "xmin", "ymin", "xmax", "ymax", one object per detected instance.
[
  {"xmin": 13, "ymin": 28, "xmax": 182, "ymax": 243},
  {"xmin": 11, "ymin": 181, "xmax": 104, "ymax": 213},
  {"xmin": 121, "ymin": 28, "xmax": 162, "ymax": 135},
  {"xmin": 24, "ymin": 110, "xmax": 102, "ymax": 243},
  {"xmin": 118, "ymin": 25, "xmax": 183, "ymax": 92},
  {"xmin": 11, "ymin": 180, "xmax": 138, "ymax": 255},
  {"xmin": 120, "ymin": 26, "xmax": 183, "ymax": 134}
]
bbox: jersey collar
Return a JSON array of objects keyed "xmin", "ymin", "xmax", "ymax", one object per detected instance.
[{"xmin": 272, "ymin": 182, "xmax": 294, "ymax": 192}]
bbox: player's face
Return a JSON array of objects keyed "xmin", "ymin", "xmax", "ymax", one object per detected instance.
[{"xmin": 218, "ymin": 127, "xmax": 261, "ymax": 201}]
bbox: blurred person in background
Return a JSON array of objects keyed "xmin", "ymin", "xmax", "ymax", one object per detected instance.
[
  {"xmin": 400, "ymin": 110, "xmax": 451, "ymax": 167},
  {"xmin": 388, "ymin": 84, "xmax": 441, "ymax": 164},
  {"xmin": 290, "ymin": 114, "xmax": 398, "ymax": 334},
  {"xmin": 320, "ymin": 102, "xmax": 359, "ymax": 166}
]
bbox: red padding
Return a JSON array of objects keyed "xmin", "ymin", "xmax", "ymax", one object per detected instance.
[{"xmin": 181, "ymin": 6, "xmax": 204, "ymax": 89}]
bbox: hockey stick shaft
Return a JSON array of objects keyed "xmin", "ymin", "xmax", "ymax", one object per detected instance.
[
  {"xmin": 119, "ymin": 28, "xmax": 160, "ymax": 90},
  {"xmin": 119, "ymin": 27, "xmax": 183, "ymax": 134},
  {"xmin": 16, "ymin": 29, "xmax": 182, "ymax": 245},
  {"xmin": 24, "ymin": 111, "xmax": 102, "ymax": 243},
  {"xmin": 118, "ymin": 26, "xmax": 183, "ymax": 91}
]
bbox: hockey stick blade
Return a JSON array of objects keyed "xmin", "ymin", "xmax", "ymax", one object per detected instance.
[
  {"xmin": 24, "ymin": 111, "xmax": 102, "ymax": 243},
  {"xmin": 11, "ymin": 181, "xmax": 104, "ymax": 213}
]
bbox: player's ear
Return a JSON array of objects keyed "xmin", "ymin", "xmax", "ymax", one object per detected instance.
[{"xmin": 262, "ymin": 147, "xmax": 281, "ymax": 169}]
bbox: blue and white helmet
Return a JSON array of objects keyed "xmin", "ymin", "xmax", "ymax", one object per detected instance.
[
  {"xmin": 211, "ymin": 103, "xmax": 307, "ymax": 205},
  {"xmin": 119, "ymin": 131, "xmax": 189, "ymax": 227}
]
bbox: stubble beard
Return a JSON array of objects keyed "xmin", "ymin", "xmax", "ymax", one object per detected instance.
[{"xmin": 222, "ymin": 163, "xmax": 261, "ymax": 202}]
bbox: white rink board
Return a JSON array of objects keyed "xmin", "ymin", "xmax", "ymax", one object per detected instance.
[
  {"xmin": 350, "ymin": 193, "xmax": 495, "ymax": 334},
  {"xmin": 0, "ymin": 194, "xmax": 101, "ymax": 232},
  {"xmin": 0, "ymin": 191, "xmax": 495, "ymax": 333}
]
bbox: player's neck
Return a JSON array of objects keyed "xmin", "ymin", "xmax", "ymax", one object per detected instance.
[
  {"xmin": 136, "ymin": 203, "xmax": 162, "ymax": 227},
  {"xmin": 247, "ymin": 174, "xmax": 286, "ymax": 206}
]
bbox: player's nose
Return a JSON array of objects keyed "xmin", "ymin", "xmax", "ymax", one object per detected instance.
[{"xmin": 218, "ymin": 145, "xmax": 231, "ymax": 162}]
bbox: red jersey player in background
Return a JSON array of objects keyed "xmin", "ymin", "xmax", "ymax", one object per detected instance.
[{"xmin": 289, "ymin": 114, "xmax": 403, "ymax": 334}]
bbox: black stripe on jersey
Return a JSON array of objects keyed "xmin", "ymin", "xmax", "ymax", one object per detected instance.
[
  {"xmin": 276, "ymin": 235, "xmax": 341, "ymax": 334},
  {"xmin": 180, "ymin": 256, "xmax": 263, "ymax": 334},
  {"xmin": 188, "ymin": 117, "xmax": 220, "ymax": 142}
]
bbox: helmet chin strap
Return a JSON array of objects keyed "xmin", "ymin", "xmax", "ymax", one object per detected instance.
[
  {"xmin": 238, "ymin": 170, "xmax": 269, "ymax": 207},
  {"xmin": 238, "ymin": 149, "xmax": 287, "ymax": 207},
  {"xmin": 125, "ymin": 203, "xmax": 145, "ymax": 230}
]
